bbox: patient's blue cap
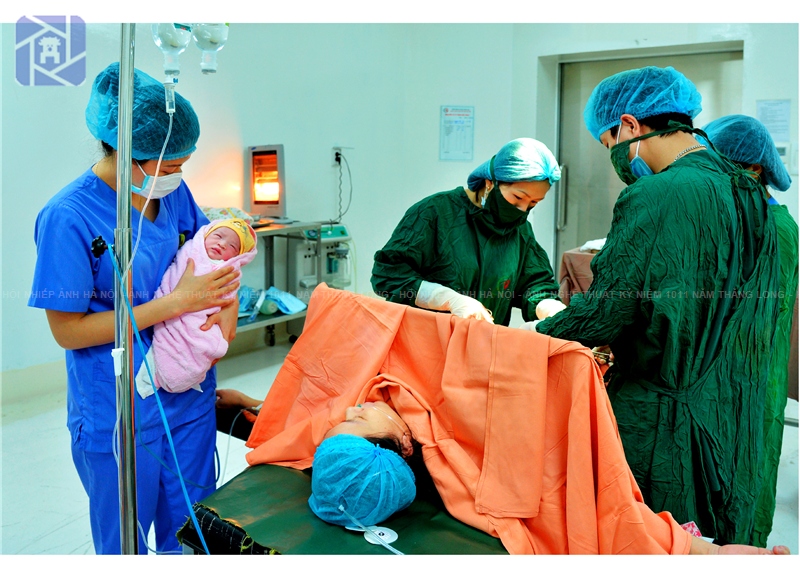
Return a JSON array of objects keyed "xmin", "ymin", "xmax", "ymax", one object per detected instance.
[
  {"xmin": 309, "ymin": 434, "xmax": 416, "ymax": 527},
  {"xmin": 467, "ymin": 137, "xmax": 561, "ymax": 191},
  {"xmin": 584, "ymin": 66, "xmax": 702, "ymax": 141},
  {"xmin": 702, "ymin": 115, "xmax": 792, "ymax": 192},
  {"xmin": 86, "ymin": 62, "xmax": 200, "ymax": 161}
]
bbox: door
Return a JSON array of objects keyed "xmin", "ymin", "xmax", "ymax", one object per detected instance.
[{"xmin": 555, "ymin": 52, "xmax": 743, "ymax": 264}]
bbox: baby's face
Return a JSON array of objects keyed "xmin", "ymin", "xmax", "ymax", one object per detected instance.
[{"xmin": 205, "ymin": 227, "xmax": 241, "ymax": 261}]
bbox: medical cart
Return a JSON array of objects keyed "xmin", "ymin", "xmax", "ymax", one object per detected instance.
[{"xmin": 236, "ymin": 221, "xmax": 322, "ymax": 346}]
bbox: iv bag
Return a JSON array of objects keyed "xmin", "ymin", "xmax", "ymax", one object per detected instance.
[
  {"xmin": 192, "ymin": 23, "xmax": 229, "ymax": 74},
  {"xmin": 152, "ymin": 23, "xmax": 192, "ymax": 78}
]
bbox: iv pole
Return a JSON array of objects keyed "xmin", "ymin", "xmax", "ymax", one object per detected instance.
[
  {"xmin": 112, "ymin": 23, "xmax": 228, "ymax": 555},
  {"xmin": 115, "ymin": 23, "xmax": 138, "ymax": 555}
]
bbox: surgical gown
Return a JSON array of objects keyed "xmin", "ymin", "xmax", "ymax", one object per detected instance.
[
  {"xmin": 371, "ymin": 187, "xmax": 559, "ymax": 326},
  {"xmin": 536, "ymin": 150, "xmax": 781, "ymax": 545},
  {"xmin": 752, "ymin": 202, "xmax": 799, "ymax": 546}
]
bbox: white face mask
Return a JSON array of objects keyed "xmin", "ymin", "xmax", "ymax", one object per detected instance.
[{"xmin": 131, "ymin": 161, "xmax": 182, "ymax": 199}]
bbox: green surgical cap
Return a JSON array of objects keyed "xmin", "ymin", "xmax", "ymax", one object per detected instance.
[
  {"xmin": 702, "ymin": 115, "xmax": 792, "ymax": 192},
  {"xmin": 583, "ymin": 66, "xmax": 702, "ymax": 142},
  {"xmin": 309, "ymin": 434, "xmax": 416, "ymax": 527},
  {"xmin": 85, "ymin": 62, "xmax": 200, "ymax": 161},
  {"xmin": 467, "ymin": 138, "xmax": 561, "ymax": 191}
]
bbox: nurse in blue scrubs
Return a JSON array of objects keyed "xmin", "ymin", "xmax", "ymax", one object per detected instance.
[{"xmin": 28, "ymin": 63, "xmax": 240, "ymax": 554}]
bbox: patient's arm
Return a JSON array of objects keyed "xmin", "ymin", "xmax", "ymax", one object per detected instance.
[
  {"xmin": 216, "ymin": 388, "xmax": 262, "ymax": 410},
  {"xmin": 689, "ymin": 536, "xmax": 790, "ymax": 555}
]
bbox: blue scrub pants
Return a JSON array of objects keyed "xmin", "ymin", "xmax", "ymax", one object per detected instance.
[{"xmin": 71, "ymin": 410, "xmax": 217, "ymax": 554}]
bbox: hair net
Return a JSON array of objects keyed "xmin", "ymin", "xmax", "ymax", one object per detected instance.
[
  {"xmin": 85, "ymin": 62, "xmax": 200, "ymax": 161},
  {"xmin": 467, "ymin": 137, "xmax": 561, "ymax": 191},
  {"xmin": 308, "ymin": 435, "xmax": 416, "ymax": 527},
  {"xmin": 701, "ymin": 115, "xmax": 791, "ymax": 192},
  {"xmin": 583, "ymin": 66, "xmax": 703, "ymax": 142}
]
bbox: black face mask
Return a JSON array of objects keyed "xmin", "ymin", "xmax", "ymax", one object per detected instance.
[
  {"xmin": 609, "ymin": 121, "xmax": 713, "ymax": 185},
  {"xmin": 609, "ymin": 129, "xmax": 662, "ymax": 186},
  {"xmin": 476, "ymin": 156, "xmax": 530, "ymax": 235}
]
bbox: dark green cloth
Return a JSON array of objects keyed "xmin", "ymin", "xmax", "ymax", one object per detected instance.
[
  {"xmin": 752, "ymin": 203, "xmax": 799, "ymax": 547},
  {"xmin": 177, "ymin": 464, "xmax": 507, "ymax": 555},
  {"xmin": 371, "ymin": 187, "xmax": 559, "ymax": 326},
  {"xmin": 537, "ymin": 150, "xmax": 781, "ymax": 544}
]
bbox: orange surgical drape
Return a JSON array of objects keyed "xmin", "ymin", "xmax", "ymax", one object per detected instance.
[{"xmin": 246, "ymin": 285, "xmax": 691, "ymax": 555}]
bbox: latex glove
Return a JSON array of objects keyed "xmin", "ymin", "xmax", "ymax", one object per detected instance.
[
  {"xmin": 535, "ymin": 298, "xmax": 567, "ymax": 320},
  {"xmin": 415, "ymin": 281, "xmax": 494, "ymax": 323},
  {"xmin": 520, "ymin": 320, "xmax": 541, "ymax": 332}
]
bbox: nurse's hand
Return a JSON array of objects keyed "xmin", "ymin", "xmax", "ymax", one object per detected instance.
[
  {"xmin": 170, "ymin": 258, "xmax": 240, "ymax": 314},
  {"xmin": 201, "ymin": 295, "xmax": 239, "ymax": 342},
  {"xmin": 520, "ymin": 320, "xmax": 540, "ymax": 332},
  {"xmin": 535, "ymin": 298, "xmax": 566, "ymax": 319},
  {"xmin": 415, "ymin": 281, "xmax": 494, "ymax": 323},
  {"xmin": 448, "ymin": 294, "xmax": 494, "ymax": 323}
]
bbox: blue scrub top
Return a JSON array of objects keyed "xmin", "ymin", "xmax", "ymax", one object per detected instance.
[{"xmin": 29, "ymin": 168, "xmax": 215, "ymax": 452}]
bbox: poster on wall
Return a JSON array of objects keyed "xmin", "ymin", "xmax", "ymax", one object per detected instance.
[
  {"xmin": 756, "ymin": 99, "xmax": 791, "ymax": 142},
  {"xmin": 757, "ymin": 99, "xmax": 795, "ymax": 174},
  {"xmin": 440, "ymin": 106, "xmax": 474, "ymax": 161}
]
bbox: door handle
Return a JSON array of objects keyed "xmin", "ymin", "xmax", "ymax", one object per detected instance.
[{"xmin": 556, "ymin": 165, "xmax": 568, "ymax": 232}]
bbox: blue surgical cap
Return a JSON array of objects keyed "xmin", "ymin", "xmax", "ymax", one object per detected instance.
[
  {"xmin": 583, "ymin": 66, "xmax": 703, "ymax": 142},
  {"xmin": 308, "ymin": 434, "xmax": 416, "ymax": 527},
  {"xmin": 702, "ymin": 115, "xmax": 792, "ymax": 192},
  {"xmin": 85, "ymin": 62, "xmax": 200, "ymax": 161},
  {"xmin": 467, "ymin": 138, "xmax": 561, "ymax": 191}
]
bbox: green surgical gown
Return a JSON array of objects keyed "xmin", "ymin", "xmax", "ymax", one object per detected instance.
[
  {"xmin": 371, "ymin": 187, "xmax": 559, "ymax": 327},
  {"xmin": 752, "ymin": 203, "xmax": 799, "ymax": 547},
  {"xmin": 537, "ymin": 150, "xmax": 781, "ymax": 544}
]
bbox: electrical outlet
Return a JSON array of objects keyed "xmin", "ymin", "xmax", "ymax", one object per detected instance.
[{"xmin": 332, "ymin": 147, "xmax": 342, "ymax": 167}]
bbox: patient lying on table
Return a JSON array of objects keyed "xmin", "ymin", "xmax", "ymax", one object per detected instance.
[
  {"xmin": 313, "ymin": 400, "xmax": 787, "ymax": 555},
  {"xmin": 244, "ymin": 284, "xmax": 789, "ymax": 555}
]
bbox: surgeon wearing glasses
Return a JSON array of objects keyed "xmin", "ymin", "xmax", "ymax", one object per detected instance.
[{"xmin": 530, "ymin": 66, "xmax": 781, "ymax": 547}]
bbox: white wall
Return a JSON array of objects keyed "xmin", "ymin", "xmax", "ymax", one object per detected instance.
[
  {"xmin": 1, "ymin": 23, "xmax": 516, "ymax": 372},
  {"xmin": 2, "ymin": 23, "xmax": 798, "ymax": 376}
]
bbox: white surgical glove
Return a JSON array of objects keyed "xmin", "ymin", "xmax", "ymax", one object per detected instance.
[
  {"xmin": 535, "ymin": 298, "xmax": 567, "ymax": 320},
  {"xmin": 415, "ymin": 281, "xmax": 494, "ymax": 323},
  {"xmin": 520, "ymin": 320, "xmax": 541, "ymax": 332}
]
